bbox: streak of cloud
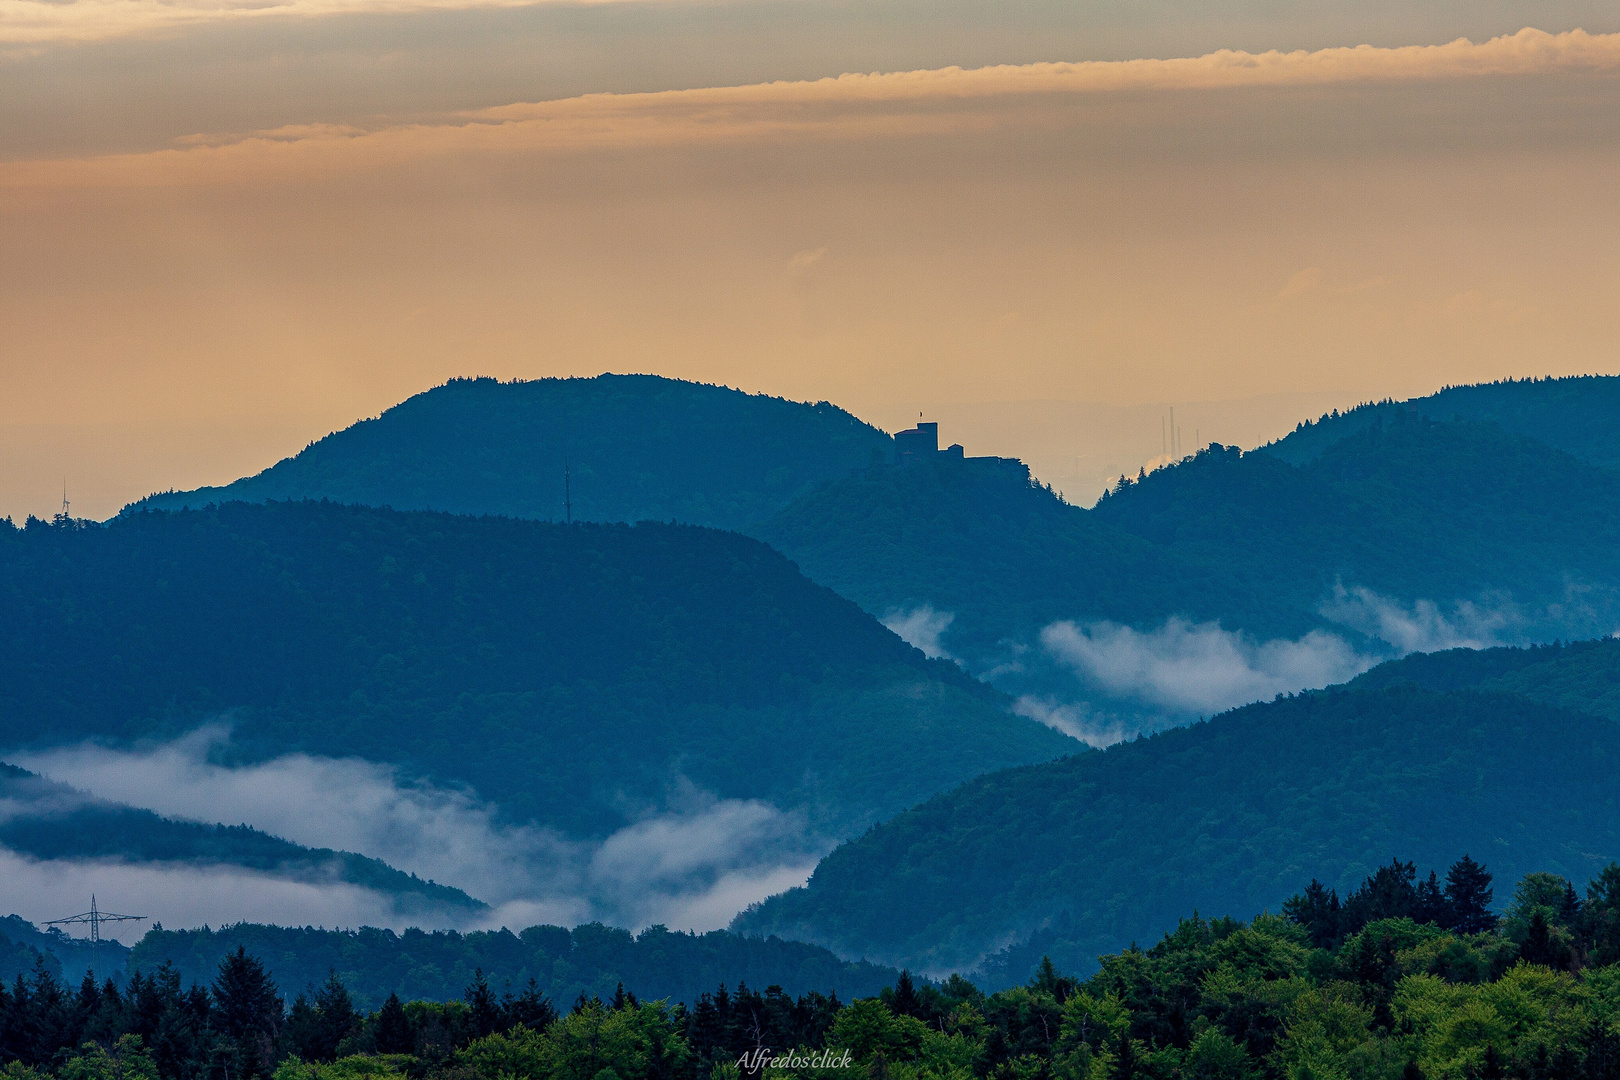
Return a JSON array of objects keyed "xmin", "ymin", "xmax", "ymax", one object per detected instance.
[
  {"xmin": 883, "ymin": 605, "xmax": 956, "ymax": 661},
  {"xmin": 5, "ymin": 28, "xmax": 1620, "ymax": 176},
  {"xmin": 12, "ymin": 731, "xmax": 828, "ymax": 933},
  {"xmin": 1011, "ymin": 696, "xmax": 1133, "ymax": 750},
  {"xmin": 7, "ymin": 27, "xmax": 1620, "ymax": 523},
  {"xmin": 1039, "ymin": 617, "xmax": 1373, "ymax": 716},
  {"xmin": 1320, "ymin": 584, "xmax": 1517, "ymax": 652},
  {"xmin": 0, "ymin": 848, "xmax": 406, "ymax": 933}
]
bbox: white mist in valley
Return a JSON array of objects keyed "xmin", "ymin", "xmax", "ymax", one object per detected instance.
[
  {"xmin": 914, "ymin": 587, "xmax": 1565, "ymax": 749},
  {"xmin": 9, "ymin": 730, "xmax": 830, "ymax": 936}
]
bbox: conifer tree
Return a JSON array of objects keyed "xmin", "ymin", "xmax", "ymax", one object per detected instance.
[
  {"xmin": 371, "ymin": 993, "xmax": 414, "ymax": 1055},
  {"xmin": 1445, "ymin": 855, "xmax": 1498, "ymax": 934}
]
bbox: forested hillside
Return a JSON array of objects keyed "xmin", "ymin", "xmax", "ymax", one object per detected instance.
[
  {"xmin": 755, "ymin": 414, "xmax": 1620, "ymax": 689},
  {"xmin": 734, "ymin": 684, "xmax": 1620, "ymax": 978},
  {"xmin": 0, "ymin": 764, "xmax": 479, "ymax": 918},
  {"xmin": 1263, "ymin": 373, "xmax": 1620, "ymax": 470},
  {"xmin": 1349, "ymin": 637, "xmax": 1620, "ymax": 720},
  {"xmin": 5, "ymin": 857, "xmax": 1620, "ymax": 1080},
  {"xmin": 1092, "ymin": 417, "xmax": 1620, "ymax": 624},
  {"xmin": 0, "ymin": 502, "xmax": 1073, "ymax": 839},
  {"xmin": 127, "ymin": 376, "xmax": 893, "ymax": 532},
  {"xmin": 745, "ymin": 456, "xmax": 1278, "ymax": 657}
]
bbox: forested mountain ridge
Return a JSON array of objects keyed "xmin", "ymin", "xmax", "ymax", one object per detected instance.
[
  {"xmin": 1091, "ymin": 416, "xmax": 1620, "ymax": 623},
  {"xmin": 1348, "ymin": 636, "xmax": 1620, "ymax": 719},
  {"xmin": 125, "ymin": 375, "xmax": 893, "ymax": 532},
  {"xmin": 732, "ymin": 683, "xmax": 1620, "ymax": 978},
  {"xmin": 0, "ymin": 764, "xmax": 481, "ymax": 917},
  {"xmin": 1261, "ymin": 373, "xmax": 1620, "ymax": 469},
  {"xmin": 754, "ymin": 412, "xmax": 1620, "ymax": 701},
  {"xmin": 744, "ymin": 455, "xmax": 1281, "ymax": 653},
  {"xmin": 0, "ymin": 501, "xmax": 1074, "ymax": 839}
]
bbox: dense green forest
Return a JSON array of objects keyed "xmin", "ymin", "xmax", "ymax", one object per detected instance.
[
  {"xmin": 4, "ymin": 858, "xmax": 1620, "ymax": 1079},
  {"xmin": 1262, "ymin": 374, "xmax": 1620, "ymax": 470},
  {"xmin": 0, "ymin": 502, "xmax": 1073, "ymax": 839},
  {"xmin": 734, "ymin": 683, "xmax": 1620, "ymax": 979},
  {"xmin": 116, "ymin": 922, "xmax": 899, "ymax": 1012},
  {"xmin": 127, "ymin": 376, "xmax": 893, "ymax": 532},
  {"xmin": 0, "ymin": 765, "xmax": 477, "ymax": 919}
]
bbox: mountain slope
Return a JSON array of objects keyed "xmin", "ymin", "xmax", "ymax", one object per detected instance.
[
  {"xmin": 0, "ymin": 502, "xmax": 1074, "ymax": 839},
  {"xmin": 1092, "ymin": 417, "xmax": 1620, "ymax": 624},
  {"xmin": 1261, "ymin": 373, "xmax": 1620, "ymax": 470},
  {"xmin": 0, "ymin": 763, "xmax": 481, "ymax": 915},
  {"xmin": 126, "ymin": 375, "xmax": 893, "ymax": 531},
  {"xmin": 733, "ymin": 684, "xmax": 1620, "ymax": 976},
  {"xmin": 1348, "ymin": 636, "xmax": 1620, "ymax": 719}
]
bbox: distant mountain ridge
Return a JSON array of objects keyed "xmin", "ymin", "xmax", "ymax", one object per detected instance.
[
  {"xmin": 1260, "ymin": 374, "xmax": 1620, "ymax": 470},
  {"xmin": 126, "ymin": 375, "xmax": 893, "ymax": 532},
  {"xmin": 0, "ymin": 763, "xmax": 481, "ymax": 917},
  {"xmin": 752, "ymin": 414, "xmax": 1620, "ymax": 704}
]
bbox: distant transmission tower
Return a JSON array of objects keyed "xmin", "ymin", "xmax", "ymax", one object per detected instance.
[
  {"xmin": 62, "ymin": 481, "xmax": 70, "ymax": 518},
  {"xmin": 46, "ymin": 896, "xmax": 146, "ymax": 969}
]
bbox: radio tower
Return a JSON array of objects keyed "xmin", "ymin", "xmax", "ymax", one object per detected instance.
[{"xmin": 46, "ymin": 896, "xmax": 145, "ymax": 970}]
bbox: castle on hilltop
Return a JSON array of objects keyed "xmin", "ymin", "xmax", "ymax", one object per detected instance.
[
  {"xmin": 882, "ymin": 421, "xmax": 1027, "ymax": 481},
  {"xmin": 893, "ymin": 421, "xmax": 966, "ymax": 467}
]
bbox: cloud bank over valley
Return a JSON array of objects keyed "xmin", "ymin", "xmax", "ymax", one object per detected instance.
[{"xmin": 6, "ymin": 729, "xmax": 829, "ymax": 935}]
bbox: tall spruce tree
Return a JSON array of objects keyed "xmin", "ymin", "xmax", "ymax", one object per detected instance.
[
  {"xmin": 1445, "ymin": 855, "xmax": 1498, "ymax": 935},
  {"xmin": 211, "ymin": 949, "xmax": 283, "ymax": 1080},
  {"xmin": 371, "ymin": 993, "xmax": 414, "ymax": 1056}
]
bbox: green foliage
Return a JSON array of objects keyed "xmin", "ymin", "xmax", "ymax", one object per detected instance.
[
  {"xmin": 129, "ymin": 375, "xmax": 894, "ymax": 532},
  {"xmin": 57, "ymin": 1037, "xmax": 160, "ymax": 1080},
  {"xmin": 0, "ymin": 500, "xmax": 1072, "ymax": 839},
  {"xmin": 522, "ymin": 999, "xmax": 690, "ymax": 1080},
  {"xmin": 735, "ymin": 685, "xmax": 1620, "ymax": 978},
  {"xmin": 271, "ymin": 1055, "xmax": 412, "ymax": 1080}
]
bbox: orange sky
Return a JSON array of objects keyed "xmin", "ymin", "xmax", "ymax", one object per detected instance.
[{"xmin": 3, "ymin": 22, "xmax": 1620, "ymax": 519}]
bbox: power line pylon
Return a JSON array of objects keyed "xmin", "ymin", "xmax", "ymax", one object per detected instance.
[{"xmin": 45, "ymin": 896, "xmax": 146, "ymax": 970}]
